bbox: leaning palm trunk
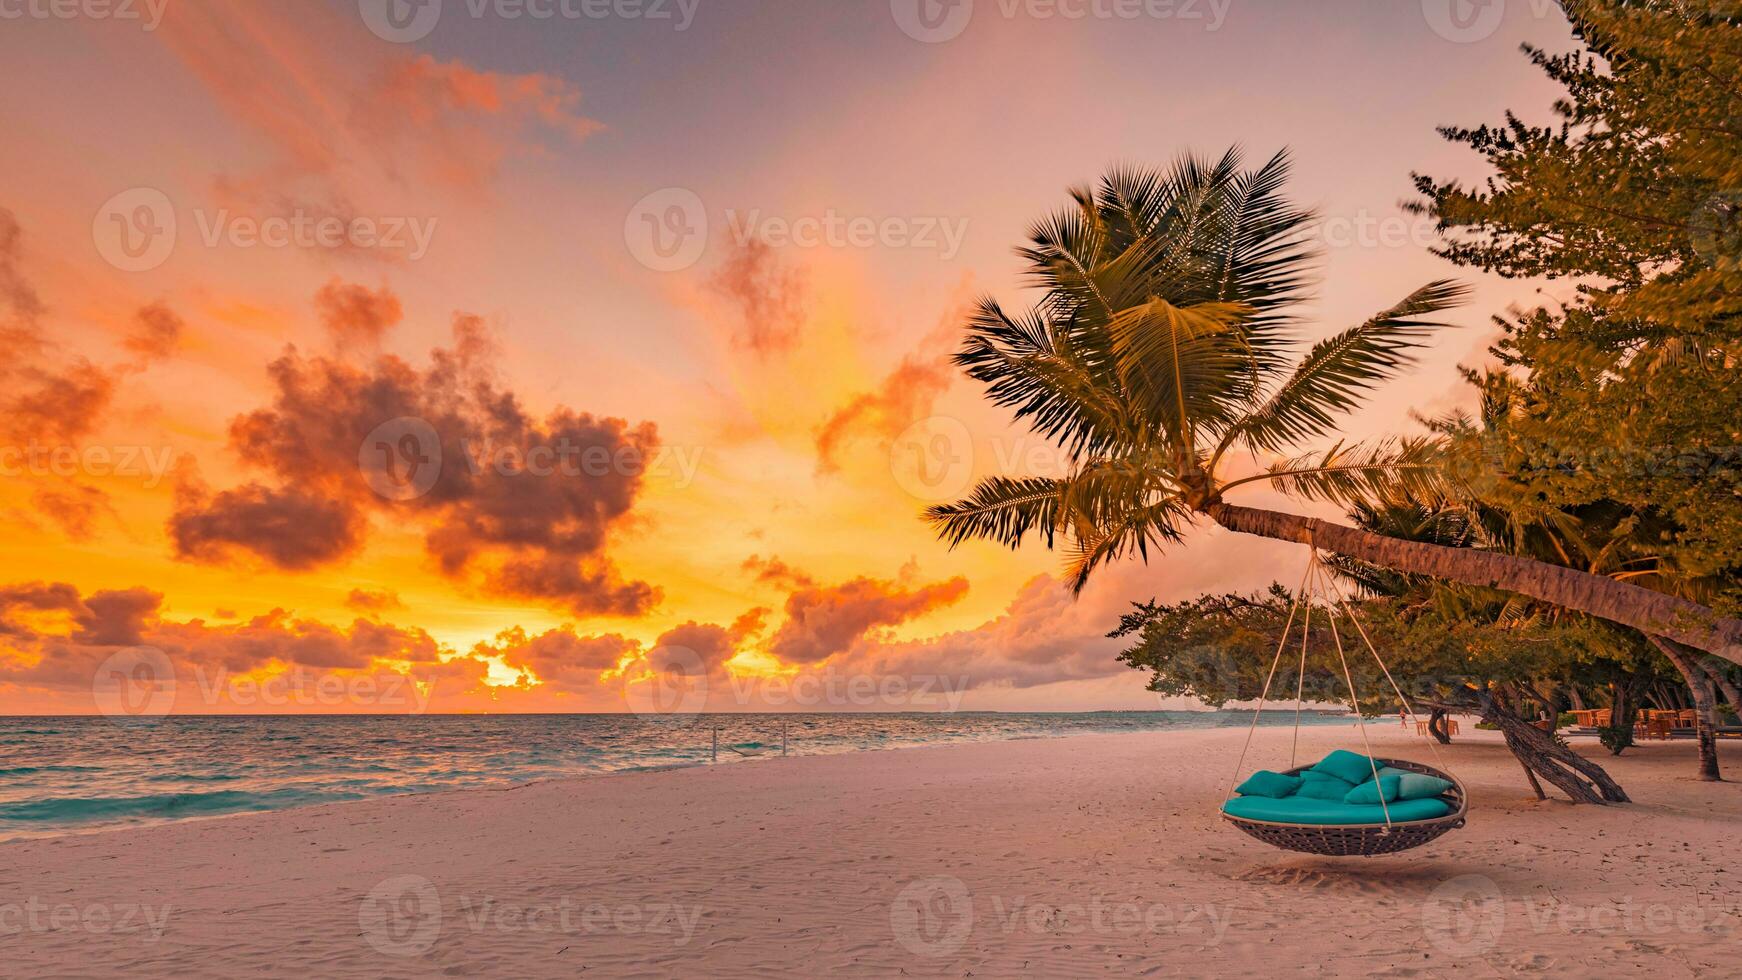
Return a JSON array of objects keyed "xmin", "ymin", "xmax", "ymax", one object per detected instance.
[
  {"xmin": 1204, "ymin": 503, "xmax": 1742, "ymax": 668},
  {"xmin": 1651, "ymin": 637, "xmax": 1724, "ymax": 782}
]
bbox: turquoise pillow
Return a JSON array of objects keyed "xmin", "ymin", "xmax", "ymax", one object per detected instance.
[
  {"xmin": 1395, "ymin": 772, "xmax": 1454, "ymax": 799},
  {"xmin": 1295, "ymin": 770, "xmax": 1356, "ymax": 800},
  {"xmin": 1224, "ymin": 795, "xmax": 1455, "ymax": 826},
  {"xmin": 1236, "ymin": 770, "xmax": 1303, "ymax": 799},
  {"xmin": 1344, "ymin": 775, "xmax": 1402, "ymax": 805},
  {"xmin": 1312, "ymin": 749, "xmax": 1383, "ymax": 786}
]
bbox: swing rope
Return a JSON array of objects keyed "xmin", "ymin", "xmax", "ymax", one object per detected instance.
[
  {"xmin": 1323, "ymin": 569, "xmax": 1393, "ymax": 829},
  {"xmin": 1223, "ymin": 556, "xmax": 1315, "ymax": 803},
  {"xmin": 1319, "ymin": 566, "xmax": 1456, "ymax": 778},
  {"xmin": 1289, "ymin": 565, "xmax": 1312, "ymax": 770},
  {"xmin": 1224, "ymin": 546, "xmax": 1464, "ymax": 829}
]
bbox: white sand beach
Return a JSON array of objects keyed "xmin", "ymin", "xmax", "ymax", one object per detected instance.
[{"xmin": 4, "ymin": 725, "xmax": 1738, "ymax": 978}]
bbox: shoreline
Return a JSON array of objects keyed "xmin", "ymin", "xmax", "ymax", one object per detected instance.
[
  {"xmin": 5, "ymin": 725, "xmax": 1738, "ymax": 976},
  {"xmin": 1, "ymin": 710, "xmax": 1362, "ymax": 844}
]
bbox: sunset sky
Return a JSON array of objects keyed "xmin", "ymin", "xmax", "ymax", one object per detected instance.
[{"xmin": 0, "ymin": 0, "xmax": 1582, "ymax": 714}]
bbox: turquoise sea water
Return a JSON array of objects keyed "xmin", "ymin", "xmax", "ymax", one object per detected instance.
[{"xmin": 0, "ymin": 711, "xmax": 1351, "ymax": 840}]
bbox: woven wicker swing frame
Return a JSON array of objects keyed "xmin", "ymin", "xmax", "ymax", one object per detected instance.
[{"xmin": 1221, "ymin": 543, "xmax": 1467, "ymax": 857}]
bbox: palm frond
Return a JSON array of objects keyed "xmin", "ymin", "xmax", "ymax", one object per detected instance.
[
  {"xmin": 1106, "ymin": 298, "xmax": 1253, "ymax": 441},
  {"xmin": 1062, "ymin": 500, "xmax": 1192, "ymax": 593},
  {"xmin": 1217, "ymin": 280, "xmax": 1470, "ymax": 456},
  {"xmin": 1207, "ymin": 148, "xmax": 1320, "ymax": 347},
  {"xmin": 1228, "ymin": 437, "xmax": 1448, "ymax": 505},
  {"xmin": 955, "ymin": 298, "xmax": 1137, "ymax": 457},
  {"xmin": 926, "ymin": 476, "xmax": 1066, "ymax": 550}
]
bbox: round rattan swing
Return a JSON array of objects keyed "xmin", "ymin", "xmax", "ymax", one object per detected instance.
[{"xmin": 1220, "ymin": 547, "xmax": 1467, "ymax": 857}]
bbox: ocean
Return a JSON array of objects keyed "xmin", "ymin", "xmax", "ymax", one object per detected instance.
[{"xmin": 0, "ymin": 711, "xmax": 1353, "ymax": 840}]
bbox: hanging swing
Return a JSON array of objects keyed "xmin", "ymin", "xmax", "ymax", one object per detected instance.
[{"xmin": 1219, "ymin": 545, "xmax": 1467, "ymax": 857}]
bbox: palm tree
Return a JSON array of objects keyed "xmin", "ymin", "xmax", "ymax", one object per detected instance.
[{"xmin": 926, "ymin": 149, "xmax": 1742, "ymax": 667}]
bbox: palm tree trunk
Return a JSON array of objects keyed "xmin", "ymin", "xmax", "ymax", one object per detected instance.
[
  {"xmin": 1203, "ymin": 502, "xmax": 1742, "ymax": 667},
  {"xmin": 1605, "ymin": 679, "xmax": 1643, "ymax": 755},
  {"xmin": 1651, "ymin": 636, "xmax": 1723, "ymax": 782},
  {"xmin": 1704, "ymin": 662, "xmax": 1742, "ymax": 720}
]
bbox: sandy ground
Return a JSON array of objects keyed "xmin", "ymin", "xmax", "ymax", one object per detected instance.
[{"xmin": 3, "ymin": 724, "xmax": 1739, "ymax": 978}]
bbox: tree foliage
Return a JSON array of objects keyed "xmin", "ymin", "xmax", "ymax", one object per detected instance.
[
  {"xmin": 1411, "ymin": 0, "xmax": 1742, "ymax": 613},
  {"xmin": 928, "ymin": 148, "xmax": 1467, "ymax": 588}
]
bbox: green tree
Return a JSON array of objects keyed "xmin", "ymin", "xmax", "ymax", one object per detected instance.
[
  {"xmin": 1409, "ymin": 0, "xmax": 1742, "ymax": 771},
  {"xmin": 1410, "ymin": 0, "xmax": 1742, "ymax": 617},
  {"xmin": 1111, "ymin": 576, "xmax": 1637, "ymax": 803},
  {"xmin": 926, "ymin": 149, "xmax": 1742, "ymax": 664}
]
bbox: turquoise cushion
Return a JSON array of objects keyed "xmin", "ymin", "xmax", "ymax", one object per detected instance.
[
  {"xmin": 1312, "ymin": 749, "xmax": 1384, "ymax": 785},
  {"xmin": 1295, "ymin": 770, "xmax": 1356, "ymax": 800},
  {"xmin": 1395, "ymin": 772, "xmax": 1454, "ymax": 800},
  {"xmin": 1344, "ymin": 774, "xmax": 1402, "ymax": 805},
  {"xmin": 1373, "ymin": 766, "xmax": 1411, "ymax": 781},
  {"xmin": 1236, "ymin": 770, "xmax": 1303, "ymax": 799},
  {"xmin": 1222, "ymin": 795, "xmax": 1455, "ymax": 826}
]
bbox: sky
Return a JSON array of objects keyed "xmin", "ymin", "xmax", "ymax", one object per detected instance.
[{"xmin": 0, "ymin": 0, "xmax": 1583, "ymax": 715}]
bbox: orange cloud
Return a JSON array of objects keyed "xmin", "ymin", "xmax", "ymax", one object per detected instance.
[
  {"xmin": 814, "ymin": 352, "xmax": 953, "ymax": 474},
  {"xmin": 167, "ymin": 286, "xmax": 662, "ymax": 617},
  {"xmin": 125, "ymin": 303, "xmax": 185, "ymax": 363},
  {"xmin": 741, "ymin": 554, "xmax": 816, "ymax": 590},
  {"xmin": 344, "ymin": 588, "xmax": 404, "ymax": 616},
  {"xmin": 31, "ymin": 484, "xmax": 118, "ymax": 543},
  {"xmin": 765, "ymin": 571, "xmax": 969, "ymax": 665},
  {"xmin": 0, "ymin": 582, "xmax": 473, "ymax": 706},
  {"xmin": 156, "ymin": 2, "xmax": 600, "ymax": 202},
  {"xmin": 707, "ymin": 239, "xmax": 808, "ymax": 357},
  {"xmin": 169, "ymin": 476, "xmax": 366, "ymax": 571},
  {"xmin": 363, "ymin": 53, "xmax": 603, "ymax": 191},
  {"xmin": 480, "ymin": 626, "xmax": 637, "ymax": 696},
  {"xmin": 833, "ymin": 574, "xmax": 1125, "ymax": 691},
  {"xmin": 813, "ymin": 293, "xmax": 969, "ymax": 473},
  {"xmin": 314, "ymin": 279, "xmax": 403, "ymax": 349},
  {"xmin": 0, "ymin": 211, "xmax": 159, "ymax": 456}
]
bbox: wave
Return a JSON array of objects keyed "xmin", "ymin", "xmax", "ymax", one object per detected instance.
[
  {"xmin": 0, "ymin": 765, "xmax": 102, "ymax": 776},
  {"xmin": 0, "ymin": 788, "xmax": 364, "ymax": 825}
]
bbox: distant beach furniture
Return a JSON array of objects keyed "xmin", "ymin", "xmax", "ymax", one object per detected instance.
[{"xmin": 1414, "ymin": 718, "xmax": 1458, "ymax": 738}]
